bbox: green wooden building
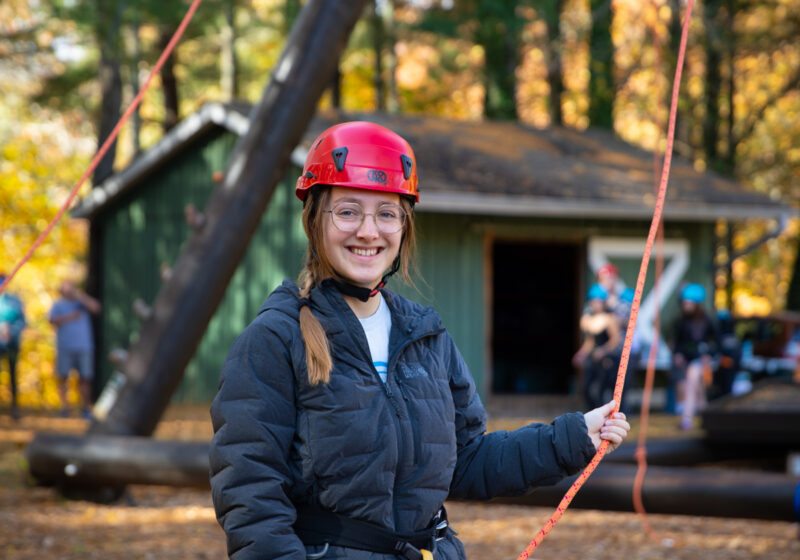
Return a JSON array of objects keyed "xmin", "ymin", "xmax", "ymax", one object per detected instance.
[{"xmin": 73, "ymin": 103, "xmax": 789, "ymax": 406}]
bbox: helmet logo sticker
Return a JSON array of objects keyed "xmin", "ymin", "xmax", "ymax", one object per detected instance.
[
  {"xmin": 367, "ymin": 169, "xmax": 387, "ymax": 184},
  {"xmin": 332, "ymin": 147, "xmax": 348, "ymax": 172}
]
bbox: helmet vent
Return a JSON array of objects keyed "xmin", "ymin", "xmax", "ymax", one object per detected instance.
[
  {"xmin": 332, "ymin": 147, "xmax": 348, "ymax": 172},
  {"xmin": 400, "ymin": 154, "xmax": 413, "ymax": 180}
]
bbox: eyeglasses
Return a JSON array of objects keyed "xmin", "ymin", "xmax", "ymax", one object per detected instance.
[{"xmin": 324, "ymin": 202, "xmax": 406, "ymax": 234}]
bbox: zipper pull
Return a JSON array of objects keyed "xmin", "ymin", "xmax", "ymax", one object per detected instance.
[{"xmin": 395, "ymin": 377, "xmax": 410, "ymax": 401}]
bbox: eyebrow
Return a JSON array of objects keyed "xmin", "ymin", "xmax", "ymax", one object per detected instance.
[{"xmin": 331, "ymin": 198, "xmax": 402, "ymax": 207}]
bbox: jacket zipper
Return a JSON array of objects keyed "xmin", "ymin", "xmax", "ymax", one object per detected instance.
[{"xmin": 393, "ymin": 374, "xmax": 422, "ymax": 465}]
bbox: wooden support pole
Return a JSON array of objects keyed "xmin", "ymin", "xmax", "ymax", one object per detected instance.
[{"xmin": 89, "ymin": 0, "xmax": 369, "ymax": 437}]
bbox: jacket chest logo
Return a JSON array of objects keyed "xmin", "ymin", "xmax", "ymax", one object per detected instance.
[{"xmin": 398, "ymin": 363, "xmax": 428, "ymax": 379}]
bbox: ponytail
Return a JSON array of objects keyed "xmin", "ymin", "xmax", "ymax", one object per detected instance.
[
  {"xmin": 297, "ymin": 187, "xmax": 416, "ymax": 386},
  {"xmin": 299, "ymin": 290, "xmax": 333, "ymax": 386}
]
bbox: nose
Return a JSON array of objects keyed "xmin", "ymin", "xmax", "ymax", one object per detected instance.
[{"xmin": 355, "ymin": 212, "xmax": 380, "ymax": 239}]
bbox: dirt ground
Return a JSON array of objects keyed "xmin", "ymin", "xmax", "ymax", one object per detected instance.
[{"xmin": 0, "ymin": 405, "xmax": 798, "ymax": 560}]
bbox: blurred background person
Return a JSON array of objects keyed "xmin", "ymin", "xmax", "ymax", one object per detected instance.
[
  {"xmin": 49, "ymin": 280, "xmax": 101, "ymax": 418},
  {"xmin": 712, "ymin": 309, "xmax": 741, "ymax": 400},
  {"xmin": 611, "ymin": 287, "xmax": 640, "ymax": 416},
  {"xmin": 669, "ymin": 283, "xmax": 718, "ymax": 430},
  {"xmin": 0, "ymin": 273, "xmax": 26, "ymax": 420},
  {"xmin": 574, "ymin": 283, "xmax": 621, "ymax": 409}
]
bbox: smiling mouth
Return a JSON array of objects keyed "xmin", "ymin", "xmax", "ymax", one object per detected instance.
[{"xmin": 350, "ymin": 247, "xmax": 380, "ymax": 256}]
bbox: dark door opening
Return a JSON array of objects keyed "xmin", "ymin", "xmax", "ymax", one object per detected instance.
[{"xmin": 491, "ymin": 240, "xmax": 580, "ymax": 394}]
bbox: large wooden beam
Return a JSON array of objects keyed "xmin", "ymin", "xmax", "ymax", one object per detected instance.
[
  {"xmin": 89, "ymin": 0, "xmax": 369, "ymax": 437},
  {"xmin": 28, "ymin": 433, "xmax": 800, "ymax": 522},
  {"xmin": 27, "ymin": 432, "xmax": 209, "ymax": 490},
  {"xmin": 603, "ymin": 437, "xmax": 790, "ymax": 467},
  {"xmin": 492, "ymin": 462, "xmax": 800, "ymax": 522}
]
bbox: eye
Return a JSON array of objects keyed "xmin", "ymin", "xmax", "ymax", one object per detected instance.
[
  {"xmin": 378, "ymin": 209, "xmax": 399, "ymax": 220},
  {"xmin": 334, "ymin": 206, "xmax": 361, "ymax": 219}
]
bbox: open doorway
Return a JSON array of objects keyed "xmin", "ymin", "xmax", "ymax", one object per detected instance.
[{"xmin": 491, "ymin": 239, "xmax": 581, "ymax": 395}]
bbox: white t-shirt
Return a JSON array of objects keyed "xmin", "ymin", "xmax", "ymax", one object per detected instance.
[{"xmin": 358, "ymin": 293, "xmax": 392, "ymax": 383}]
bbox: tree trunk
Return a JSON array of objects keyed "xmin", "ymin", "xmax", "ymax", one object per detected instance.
[
  {"xmin": 786, "ymin": 240, "xmax": 800, "ymax": 312},
  {"xmin": 723, "ymin": 0, "xmax": 736, "ymax": 174},
  {"xmin": 702, "ymin": 0, "xmax": 723, "ymax": 171},
  {"xmin": 89, "ymin": 0, "xmax": 370, "ymax": 438},
  {"xmin": 128, "ymin": 17, "xmax": 142, "ymax": 157},
  {"xmin": 330, "ymin": 63, "xmax": 342, "ymax": 109},
  {"xmin": 543, "ymin": 0, "xmax": 565, "ymax": 125},
  {"xmin": 588, "ymin": 0, "xmax": 613, "ymax": 129},
  {"xmin": 479, "ymin": 2, "xmax": 519, "ymax": 120},
  {"xmin": 220, "ymin": 0, "xmax": 238, "ymax": 103},
  {"xmin": 372, "ymin": 2, "xmax": 385, "ymax": 111},
  {"xmin": 93, "ymin": 49, "xmax": 122, "ymax": 185},
  {"xmin": 382, "ymin": 0, "xmax": 398, "ymax": 113},
  {"xmin": 158, "ymin": 27, "xmax": 179, "ymax": 132}
]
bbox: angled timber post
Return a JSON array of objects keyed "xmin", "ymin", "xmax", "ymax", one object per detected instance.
[{"xmin": 90, "ymin": 0, "xmax": 369, "ymax": 437}]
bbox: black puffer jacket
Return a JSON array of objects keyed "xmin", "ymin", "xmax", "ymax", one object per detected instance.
[{"xmin": 210, "ymin": 279, "xmax": 596, "ymax": 559}]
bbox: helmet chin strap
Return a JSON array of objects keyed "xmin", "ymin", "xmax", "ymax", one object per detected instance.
[{"xmin": 331, "ymin": 256, "xmax": 401, "ymax": 302}]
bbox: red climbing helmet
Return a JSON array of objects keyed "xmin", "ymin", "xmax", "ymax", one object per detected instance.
[{"xmin": 295, "ymin": 121, "xmax": 419, "ymax": 203}]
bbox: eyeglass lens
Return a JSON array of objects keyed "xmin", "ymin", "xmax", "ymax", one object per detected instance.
[{"xmin": 329, "ymin": 203, "xmax": 405, "ymax": 234}]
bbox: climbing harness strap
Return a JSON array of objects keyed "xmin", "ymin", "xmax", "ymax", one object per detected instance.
[{"xmin": 294, "ymin": 504, "xmax": 449, "ymax": 560}]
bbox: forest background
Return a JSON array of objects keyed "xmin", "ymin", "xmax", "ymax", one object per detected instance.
[{"xmin": 1, "ymin": 0, "xmax": 799, "ymax": 410}]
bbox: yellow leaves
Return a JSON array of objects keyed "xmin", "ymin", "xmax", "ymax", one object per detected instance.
[{"xmin": 1, "ymin": 109, "xmax": 92, "ymax": 410}]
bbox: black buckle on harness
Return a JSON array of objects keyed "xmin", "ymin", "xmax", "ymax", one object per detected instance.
[
  {"xmin": 394, "ymin": 541, "xmax": 424, "ymax": 560},
  {"xmin": 432, "ymin": 507, "xmax": 451, "ymax": 542}
]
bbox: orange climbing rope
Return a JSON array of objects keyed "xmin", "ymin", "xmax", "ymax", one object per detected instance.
[
  {"xmin": 516, "ymin": 1, "xmax": 696, "ymax": 557},
  {"xmin": 0, "ymin": 0, "xmax": 204, "ymax": 297}
]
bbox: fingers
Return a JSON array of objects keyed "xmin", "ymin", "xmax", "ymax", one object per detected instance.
[{"xmin": 600, "ymin": 412, "xmax": 630, "ymax": 448}]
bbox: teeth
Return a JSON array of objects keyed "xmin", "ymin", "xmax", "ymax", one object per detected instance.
[{"xmin": 352, "ymin": 248, "xmax": 378, "ymax": 256}]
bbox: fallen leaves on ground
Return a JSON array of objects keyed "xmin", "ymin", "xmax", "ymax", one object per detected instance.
[{"xmin": 0, "ymin": 406, "xmax": 798, "ymax": 559}]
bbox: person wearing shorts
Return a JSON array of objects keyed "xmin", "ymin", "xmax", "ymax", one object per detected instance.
[{"xmin": 49, "ymin": 280, "xmax": 101, "ymax": 418}]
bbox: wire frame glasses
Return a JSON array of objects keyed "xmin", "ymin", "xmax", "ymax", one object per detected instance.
[{"xmin": 324, "ymin": 202, "xmax": 406, "ymax": 234}]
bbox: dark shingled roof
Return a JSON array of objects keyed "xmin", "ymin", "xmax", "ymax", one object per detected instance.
[
  {"xmin": 304, "ymin": 111, "xmax": 791, "ymax": 221},
  {"xmin": 75, "ymin": 103, "xmax": 791, "ymax": 222}
]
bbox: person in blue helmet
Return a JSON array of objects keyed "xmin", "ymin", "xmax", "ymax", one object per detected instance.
[
  {"xmin": 209, "ymin": 122, "xmax": 631, "ymax": 560},
  {"xmin": 670, "ymin": 283, "xmax": 718, "ymax": 430},
  {"xmin": 573, "ymin": 283, "xmax": 621, "ymax": 410}
]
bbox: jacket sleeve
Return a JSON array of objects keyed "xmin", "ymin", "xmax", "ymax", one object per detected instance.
[
  {"xmin": 209, "ymin": 314, "xmax": 306, "ymax": 560},
  {"xmin": 444, "ymin": 334, "xmax": 596, "ymax": 500}
]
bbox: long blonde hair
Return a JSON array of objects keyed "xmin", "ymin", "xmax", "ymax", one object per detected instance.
[{"xmin": 298, "ymin": 186, "xmax": 417, "ymax": 385}]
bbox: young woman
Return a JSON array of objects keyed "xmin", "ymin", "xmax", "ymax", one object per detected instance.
[
  {"xmin": 573, "ymin": 283, "xmax": 622, "ymax": 410},
  {"xmin": 209, "ymin": 122, "xmax": 630, "ymax": 560},
  {"xmin": 670, "ymin": 283, "xmax": 718, "ymax": 430}
]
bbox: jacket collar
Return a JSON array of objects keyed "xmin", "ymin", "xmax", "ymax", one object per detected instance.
[{"xmin": 260, "ymin": 278, "xmax": 443, "ymax": 343}]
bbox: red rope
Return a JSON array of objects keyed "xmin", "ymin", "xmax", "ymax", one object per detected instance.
[
  {"xmin": 0, "ymin": 0, "xmax": 204, "ymax": 296},
  {"xmin": 516, "ymin": 1, "xmax": 695, "ymax": 557}
]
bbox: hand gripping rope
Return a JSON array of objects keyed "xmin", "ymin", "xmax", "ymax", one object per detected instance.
[
  {"xmin": 0, "ymin": 0, "xmax": 204, "ymax": 296},
  {"xmin": 516, "ymin": 1, "xmax": 695, "ymax": 557}
]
